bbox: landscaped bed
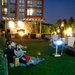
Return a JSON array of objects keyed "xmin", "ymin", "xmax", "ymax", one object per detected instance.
[
  {"xmin": 0, "ymin": 37, "xmax": 7, "ymax": 75},
  {"xmin": 0, "ymin": 49, "xmax": 6, "ymax": 75},
  {"xmin": 6, "ymin": 40, "xmax": 75, "ymax": 75}
]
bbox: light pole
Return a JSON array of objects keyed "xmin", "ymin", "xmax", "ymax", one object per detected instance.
[
  {"xmin": 53, "ymin": 39, "xmax": 63, "ymax": 57},
  {"xmin": 40, "ymin": 21, "xmax": 42, "ymax": 34},
  {"xmin": 5, "ymin": 20, "xmax": 7, "ymax": 32}
]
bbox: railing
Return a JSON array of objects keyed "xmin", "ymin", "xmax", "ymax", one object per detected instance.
[{"xmin": 4, "ymin": 55, "xmax": 8, "ymax": 75}]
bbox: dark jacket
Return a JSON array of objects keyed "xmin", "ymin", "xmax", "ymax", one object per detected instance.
[{"xmin": 4, "ymin": 48, "xmax": 15, "ymax": 64}]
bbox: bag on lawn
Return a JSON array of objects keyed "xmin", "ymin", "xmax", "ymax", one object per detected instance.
[{"xmin": 14, "ymin": 57, "xmax": 19, "ymax": 67}]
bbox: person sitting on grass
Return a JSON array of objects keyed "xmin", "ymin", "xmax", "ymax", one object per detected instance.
[
  {"xmin": 4, "ymin": 44, "xmax": 15, "ymax": 66},
  {"xmin": 14, "ymin": 44, "xmax": 29, "ymax": 65},
  {"xmin": 14, "ymin": 44, "xmax": 45, "ymax": 66}
]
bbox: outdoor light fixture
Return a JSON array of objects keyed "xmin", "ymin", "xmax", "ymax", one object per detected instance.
[
  {"xmin": 18, "ymin": 21, "xmax": 24, "ymax": 28},
  {"xmin": 8, "ymin": 21, "xmax": 15, "ymax": 28},
  {"xmin": 57, "ymin": 29, "xmax": 60, "ymax": 33},
  {"xmin": 54, "ymin": 31, "xmax": 57, "ymax": 35},
  {"xmin": 53, "ymin": 39, "xmax": 63, "ymax": 57},
  {"xmin": 54, "ymin": 40, "xmax": 63, "ymax": 46},
  {"xmin": 67, "ymin": 28, "xmax": 72, "ymax": 37},
  {"xmin": 37, "ymin": 51, "xmax": 41, "ymax": 56},
  {"xmin": 19, "ymin": 31, "xmax": 24, "ymax": 36},
  {"xmin": 61, "ymin": 22, "xmax": 64, "ymax": 27}
]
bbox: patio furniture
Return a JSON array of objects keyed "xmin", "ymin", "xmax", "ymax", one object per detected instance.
[{"xmin": 65, "ymin": 47, "xmax": 75, "ymax": 56}]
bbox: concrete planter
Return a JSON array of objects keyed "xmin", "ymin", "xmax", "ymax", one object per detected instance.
[{"xmin": 65, "ymin": 37, "xmax": 75, "ymax": 47}]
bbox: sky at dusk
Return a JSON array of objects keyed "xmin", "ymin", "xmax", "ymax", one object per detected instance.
[{"xmin": 44, "ymin": 0, "xmax": 75, "ymax": 24}]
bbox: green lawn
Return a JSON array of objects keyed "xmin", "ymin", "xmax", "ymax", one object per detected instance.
[{"xmin": 8, "ymin": 40, "xmax": 75, "ymax": 75}]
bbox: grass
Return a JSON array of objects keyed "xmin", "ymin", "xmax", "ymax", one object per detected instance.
[{"xmin": 8, "ymin": 40, "xmax": 75, "ymax": 75}]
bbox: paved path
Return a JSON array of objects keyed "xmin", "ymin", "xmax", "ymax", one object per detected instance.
[{"xmin": 11, "ymin": 39, "xmax": 44, "ymax": 41}]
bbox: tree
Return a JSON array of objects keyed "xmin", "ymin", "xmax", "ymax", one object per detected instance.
[
  {"xmin": 63, "ymin": 19, "xmax": 67, "ymax": 29},
  {"xmin": 0, "ymin": 23, "xmax": 5, "ymax": 31},
  {"xmin": 67, "ymin": 16, "xmax": 74, "ymax": 27},
  {"xmin": 50, "ymin": 25, "xmax": 56, "ymax": 33},
  {"xmin": 55, "ymin": 19, "xmax": 62, "ymax": 30},
  {"xmin": 42, "ymin": 25, "xmax": 51, "ymax": 34}
]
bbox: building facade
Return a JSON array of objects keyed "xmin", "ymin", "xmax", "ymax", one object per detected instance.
[
  {"xmin": 0, "ymin": 0, "xmax": 44, "ymax": 20},
  {"xmin": 0, "ymin": 0, "xmax": 44, "ymax": 35}
]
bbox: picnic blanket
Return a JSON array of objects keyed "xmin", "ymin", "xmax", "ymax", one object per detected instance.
[{"xmin": 19, "ymin": 57, "xmax": 45, "ymax": 67}]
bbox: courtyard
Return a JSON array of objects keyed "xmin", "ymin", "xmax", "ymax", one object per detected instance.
[
  {"xmin": 6, "ymin": 40, "xmax": 75, "ymax": 75},
  {"xmin": 0, "ymin": 0, "xmax": 75, "ymax": 75}
]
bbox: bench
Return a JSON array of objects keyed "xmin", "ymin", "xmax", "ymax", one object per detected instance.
[{"xmin": 65, "ymin": 48, "xmax": 75, "ymax": 56}]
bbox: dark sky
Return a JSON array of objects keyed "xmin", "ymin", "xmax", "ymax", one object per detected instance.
[{"xmin": 44, "ymin": 0, "xmax": 75, "ymax": 24}]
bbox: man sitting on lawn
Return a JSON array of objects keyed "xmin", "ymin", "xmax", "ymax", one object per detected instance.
[{"xmin": 4, "ymin": 44, "xmax": 15, "ymax": 65}]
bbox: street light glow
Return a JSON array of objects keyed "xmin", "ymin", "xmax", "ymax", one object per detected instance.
[
  {"xmin": 18, "ymin": 21, "xmax": 24, "ymax": 28},
  {"xmin": 54, "ymin": 40, "xmax": 63, "ymax": 46},
  {"xmin": 54, "ymin": 31, "xmax": 57, "ymax": 35},
  {"xmin": 57, "ymin": 29, "xmax": 60, "ymax": 33},
  {"xmin": 67, "ymin": 28, "xmax": 72, "ymax": 36},
  {"xmin": 61, "ymin": 22, "xmax": 64, "ymax": 27},
  {"xmin": 8, "ymin": 21, "xmax": 15, "ymax": 28},
  {"xmin": 19, "ymin": 31, "xmax": 24, "ymax": 36}
]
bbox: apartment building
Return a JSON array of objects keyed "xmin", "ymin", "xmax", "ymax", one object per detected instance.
[
  {"xmin": 0, "ymin": 0, "xmax": 44, "ymax": 20},
  {"xmin": 0, "ymin": 0, "xmax": 44, "ymax": 35}
]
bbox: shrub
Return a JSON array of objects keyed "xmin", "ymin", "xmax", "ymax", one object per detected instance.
[{"xmin": 0, "ymin": 37, "xmax": 6, "ymax": 49}]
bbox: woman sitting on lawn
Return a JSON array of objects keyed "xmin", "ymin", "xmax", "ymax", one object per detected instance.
[
  {"xmin": 14, "ymin": 44, "xmax": 45, "ymax": 66},
  {"xmin": 14, "ymin": 44, "xmax": 32, "ymax": 65}
]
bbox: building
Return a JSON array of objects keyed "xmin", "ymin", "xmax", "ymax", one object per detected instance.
[
  {"xmin": 0, "ymin": 0, "xmax": 44, "ymax": 20},
  {"xmin": 0, "ymin": 0, "xmax": 44, "ymax": 35}
]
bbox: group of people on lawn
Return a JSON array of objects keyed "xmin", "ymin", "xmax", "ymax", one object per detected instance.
[{"xmin": 4, "ymin": 40, "xmax": 35, "ymax": 67}]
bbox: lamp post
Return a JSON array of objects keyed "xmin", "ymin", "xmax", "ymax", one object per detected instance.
[
  {"xmin": 40, "ymin": 21, "xmax": 42, "ymax": 34},
  {"xmin": 4, "ymin": 20, "xmax": 7, "ymax": 38},
  {"xmin": 53, "ymin": 39, "xmax": 63, "ymax": 57}
]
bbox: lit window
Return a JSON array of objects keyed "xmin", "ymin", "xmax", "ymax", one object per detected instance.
[
  {"xmin": 19, "ymin": 9, "xmax": 24, "ymax": 13},
  {"xmin": 19, "ymin": 0, "xmax": 24, "ymax": 3},
  {"xmin": 27, "ymin": 1, "xmax": 32, "ymax": 4},
  {"xmin": 27, "ymin": 9, "xmax": 30, "ymax": 15},
  {"xmin": 2, "ymin": 0, "xmax": 7, "ymax": 6},
  {"xmin": 2, "ymin": 0, "xmax": 4, "ymax": 6},
  {"xmin": 27, "ymin": 9, "xmax": 33, "ymax": 16},
  {"xmin": 2, "ymin": 8, "xmax": 7, "ymax": 15}
]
